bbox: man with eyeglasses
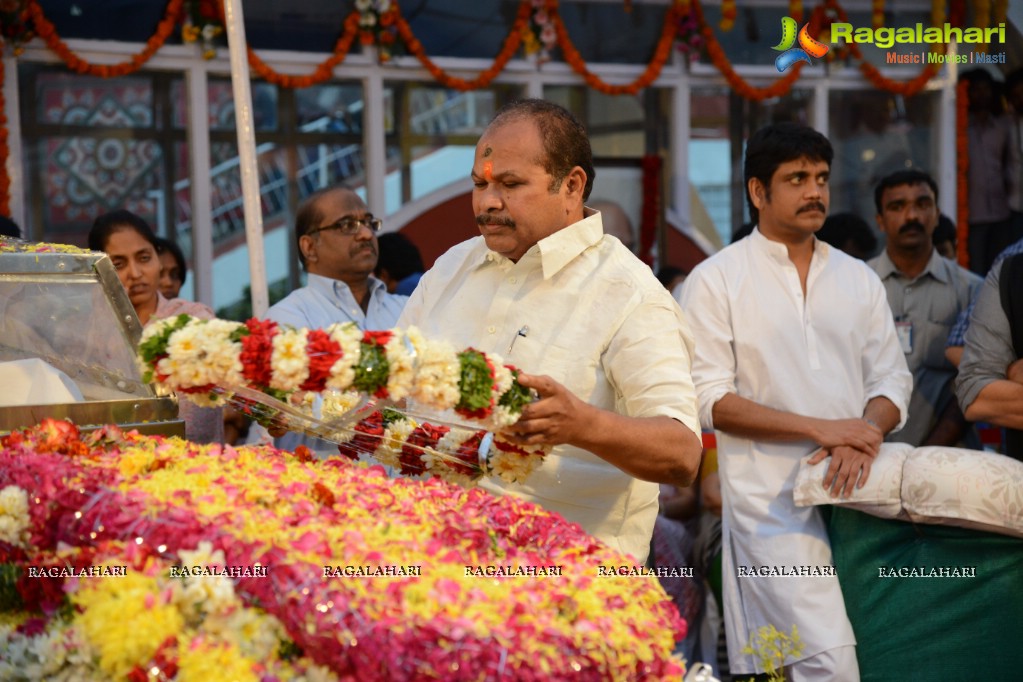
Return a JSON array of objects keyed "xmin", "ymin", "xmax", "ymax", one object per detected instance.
[
  {"xmin": 265, "ymin": 185, "xmax": 408, "ymax": 456},
  {"xmin": 267, "ymin": 185, "xmax": 407, "ymax": 332}
]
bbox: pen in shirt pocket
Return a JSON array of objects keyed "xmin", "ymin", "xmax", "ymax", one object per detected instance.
[{"xmin": 507, "ymin": 325, "xmax": 529, "ymax": 354}]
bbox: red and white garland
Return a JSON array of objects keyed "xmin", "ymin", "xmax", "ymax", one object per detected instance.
[{"xmin": 138, "ymin": 315, "xmax": 545, "ymax": 485}]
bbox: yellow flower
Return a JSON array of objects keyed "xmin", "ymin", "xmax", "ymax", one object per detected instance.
[
  {"xmin": 73, "ymin": 570, "xmax": 184, "ymax": 679},
  {"xmin": 177, "ymin": 638, "xmax": 259, "ymax": 682}
]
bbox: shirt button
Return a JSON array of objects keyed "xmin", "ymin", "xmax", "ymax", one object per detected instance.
[
  {"xmin": 509, "ymin": 277, "xmax": 517, "ymax": 284},
  {"xmin": 487, "ymin": 326, "xmax": 496, "ymax": 334},
  {"xmin": 486, "ymin": 254, "xmax": 494, "ymax": 262}
]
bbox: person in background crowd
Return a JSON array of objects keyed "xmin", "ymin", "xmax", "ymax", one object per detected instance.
[
  {"xmin": 1005, "ymin": 68, "xmax": 1023, "ymax": 246},
  {"xmin": 375, "ymin": 231, "xmax": 424, "ymax": 296},
  {"xmin": 960, "ymin": 68, "xmax": 1020, "ymax": 275},
  {"xmin": 679, "ymin": 122, "xmax": 911, "ymax": 680},
  {"xmin": 0, "ymin": 216, "xmax": 21, "ymax": 238},
  {"xmin": 88, "ymin": 210, "xmax": 224, "ymax": 445},
  {"xmin": 816, "ymin": 212, "xmax": 878, "ymax": 260},
  {"xmin": 265, "ymin": 185, "xmax": 407, "ymax": 456},
  {"xmin": 955, "ymin": 252, "xmax": 1023, "ymax": 461},
  {"xmin": 868, "ymin": 170, "xmax": 981, "ymax": 447},
  {"xmin": 399, "ymin": 99, "xmax": 703, "ymax": 563},
  {"xmin": 946, "ymin": 235, "xmax": 1023, "ymax": 368},
  {"xmin": 932, "ymin": 214, "xmax": 959, "ymax": 261},
  {"xmin": 589, "ymin": 199, "xmax": 635, "ymax": 253},
  {"xmin": 155, "ymin": 236, "xmax": 188, "ymax": 300},
  {"xmin": 655, "ymin": 265, "xmax": 688, "ymax": 297}
]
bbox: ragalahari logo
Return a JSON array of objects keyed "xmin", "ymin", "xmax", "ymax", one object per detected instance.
[{"xmin": 773, "ymin": 17, "xmax": 829, "ymax": 72}]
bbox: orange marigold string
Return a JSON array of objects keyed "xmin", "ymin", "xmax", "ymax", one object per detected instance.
[
  {"xmin": 546, "ymin": 0, "xmax": 680, "ymax": 96},
  {"xmin": 815, "ymin": 0, "xmax": 942, "ymax": 97},
  {"xmin": 246, "ymin": 12, "xmax": 360, "ymax": 88},
  {"xmin": 955, "ymin": 79, "xmax": 969, "ymax": 269},
  {"xmin": 28, "ymin": 0, "xmax": 183, "ymax": 77},
  {"xmin": 693, "ymin": 0, "xmax": 803, "ymax": 101},
  {"xmin": 393, "ymin": 0, "xmax": 531, "ymax": 92}
]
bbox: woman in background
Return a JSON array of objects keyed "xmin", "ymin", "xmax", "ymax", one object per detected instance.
[{"xmin": 88, "ymin": 209, "xmax": 224, "ymax": 444}]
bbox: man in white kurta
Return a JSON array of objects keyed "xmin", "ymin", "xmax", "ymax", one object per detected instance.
[
  {"xmin": 398, "ymin": 99, "xmax": 703, "ymax": 563},
  {"xmin": 679, "ymin": 123, "xmax": 911, "ymax": 679}
]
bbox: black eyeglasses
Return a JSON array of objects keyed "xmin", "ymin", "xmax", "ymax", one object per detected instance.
[{"xmin": 308, "ymin": 215, "xmax": 383, "ymax": 237}]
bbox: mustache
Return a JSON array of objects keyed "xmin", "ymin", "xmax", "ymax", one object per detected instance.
[
  {"xmin": 899, "ymin": 221, "xmax": 925, "ymax": 234},
  {"xmin": 797, "ymin": 202, "xmax": 827, "ymax": 214},
  {"xmin": 476, "ymin": 215, "xmax": 515, "ymax": 228}
]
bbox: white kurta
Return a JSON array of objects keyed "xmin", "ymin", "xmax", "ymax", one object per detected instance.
[
  {"xmin": 678, "ymin": 229, "xmax": 911, "ymax": 675},
  {"xmin": 398, "ymin": 211, "xmax": 701, "ymax": 562}
]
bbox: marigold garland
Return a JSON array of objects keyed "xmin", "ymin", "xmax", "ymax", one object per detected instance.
[
  {"xmin": 212, "ymin": 1, "xmax": 362, "ymax": 88},
  {"xmin": 955, "ymin": 79, "xmax": 969, "ymax": 268},
  {"xmin": 27, "ymin": 0, "xmax": 182, "ymax": 77},
  {"xmin": 693, "ymin": 0, "xmax": 803, "ymax": 101},
  {"xmin": 813, "ymin": 0, "xmax": 941, "ymax": 98},
  {"xmin": 546, "ymin": 0, "xmax": 680, "ymax": 96},
  {"xmin": 393, "ymin": 0, "xmax": 531, "ymax": 92}
]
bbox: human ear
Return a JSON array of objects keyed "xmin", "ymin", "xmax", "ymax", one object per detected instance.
[{"xmin": 748, "ymin": 178, "xmax": 767, "ymax": 210}]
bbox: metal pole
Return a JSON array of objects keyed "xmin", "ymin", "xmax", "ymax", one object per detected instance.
[{"xmin": 222, "ymin": 0, "xmax": 269, "ymax": 317}]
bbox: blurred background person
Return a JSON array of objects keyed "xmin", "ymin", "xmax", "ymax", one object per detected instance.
[
  {"xmin": 375, "ymin": 231, "xmax": 424, "ymax": 296},
  {"xmin": 816, "ymin": 212, "xmax": 878, "ymax": 260},
  {"xmin": 933, "ymin": 213, "xmax": 959, "ymax": 261},
  {"xmin": 960, "ymin": 68, "xmax": 1019, "ymax": 275},
  {"xmin": 589, "ymin": 199, "xmax": 635, "ymax": 253},
  {"xmin": 0, "ymin": 216, "xmax": 21, "ymax": 238},
  {"xmin": 155, "ymin": 236, "xmax": 188, "ymax": 300},
  {"xmin": 88, "ymin": 209, "xmax": 223, "ymax": 444}
]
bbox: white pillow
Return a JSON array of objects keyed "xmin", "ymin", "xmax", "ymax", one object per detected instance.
[
  {"xmin": 793, "ymin": 442, "xmax": 912, "ymax": 519},
  {"xmin": 901, "ymin": 446, "xmax": 1023, "ymax": 540}
]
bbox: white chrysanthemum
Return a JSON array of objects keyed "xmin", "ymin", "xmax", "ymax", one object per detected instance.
[
  {"xmin": 270, "ymin": 328, "xmax": 311, "ymax": 392},
  {"xmin": 196, "ymin": 319, "xmax": 245, "ymax": 388},
  {"xmin": 407, "ymin": 328, "xmax": 461, "ymax": 411},
  {"xmin": 164, "ymin": 319, "xmax": 209, "ymax": 388},
  {"xmin": 0, "ymin": 485, "xmax": 30, "ymax": 547},
  {"xmin": 375, "ymin": 417, "xmax": 417, "ymax": 469},
  {"xmin": 325, "ymin": 322, "xmax": 362, "ymax": 391},
  {"xmin": 489, "ymin": 405, "xmax": 520, "ymax": 430},
  {"xmin": 219, "ymin": 608, "xmax": 289, "ymax": 662},
  {"xmin": 487, "ymin": 436, "xmax": 547, "ymax": 484},
  {"xmin": 172, "ymin": 541, "xmax": 239, "ymax": 621},
  {"xmin": 0, "ymin": 621, "xmax": 95, "ymax": 681},
  {"xmin": 384, "ymin": 331, "xmax": 416, "ymax": 400},
  {"xmin": 322, "ymin": 390, "xmax": 363, "ymax": 420}
]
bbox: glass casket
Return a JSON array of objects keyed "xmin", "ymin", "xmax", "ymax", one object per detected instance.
[{"xmin": 0, "ymin": 239, "xmax": 183, "ymax": 435}]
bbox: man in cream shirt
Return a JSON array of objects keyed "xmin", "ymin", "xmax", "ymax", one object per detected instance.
[{"xmin": 398, "ymin": 99, "xmax": 702, "ymax": 562}]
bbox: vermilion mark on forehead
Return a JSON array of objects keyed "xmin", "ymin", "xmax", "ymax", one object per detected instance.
[{"xmin": 484, "ymin": 161, "xmax": 493, "ymax": 182}]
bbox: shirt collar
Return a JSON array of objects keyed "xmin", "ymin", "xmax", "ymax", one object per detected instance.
[
  {"xmin": 749, "ymin": 225, "xmax": 831, "ymax": 266},
  {"xmin": 874, "ymin": 248, "xmax": 948, "ymax": 283},
  {"xmin": 307, "ymin": 272, "xmax": 387, "ymax": 301},
  {"xmin": 478, "ymin": 209, "xmax": 603, "ymax": 280}
]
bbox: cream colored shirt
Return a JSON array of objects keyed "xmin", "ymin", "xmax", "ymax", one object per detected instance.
[{"xmin": 398, "ymin": 210, "xmax": 701, "ymax": 561}]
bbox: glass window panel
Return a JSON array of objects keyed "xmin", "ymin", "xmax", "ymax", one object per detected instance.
[
  {"xmin": 36, "ymin": 73, "xmax": 154, "ymax": 127},
  {"xmin": 828, "ymin": 89, "xmax": 939, "ymax": 222},
  {"xmin": 32, "ymin": 136, "xmax": 164, "ymax": 244},
  {"xmin": 206, "ymin": 79, "xmax": 279, "ymax": 132},
  {"xmin": 295, "ymin": 83, "xmax": 367, "ymax": 134}
]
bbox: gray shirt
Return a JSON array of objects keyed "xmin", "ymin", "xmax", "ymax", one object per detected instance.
[
  {"xmin": 956, "ymin": 261, "xmax": 1015, "ymax": 411},
  {"xmin": 870, "ymin": 249, "xmax": 982, "ymax": 444}
]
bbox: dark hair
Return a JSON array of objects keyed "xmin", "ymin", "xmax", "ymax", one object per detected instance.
[
  {"xmin": 155, "ymin": 236, "xmax": 188, "ymax": 286},
  {"xmin": 1007, "ymin": 68, "xmax": 1023, "ymax": 93},
  {"xmin": 294, "ymin": 185, "xmax": 358, "ymax": 270},
  {"xmin": 816, "ymin": 212, "xmax": 877, "ymax": 258},
  {"xmin": 655, "ymin": 265, "xmax": 688, "ymax": 290},
  {"xmin": 959, "ymin": 68, "xmax": 1004, "ymax": 115},
  {"xmin": 375, "ymin": 232, "xmax": 423, "ymax": 282},
  {"xmin": 743, "ymin": 122, "xmax": 833, "ymax": 225},
  {"xmin": 873, "ymin": 169, "xmax": 939, "ymax": 214},
  {"xmin": 933, "ymin": 213, "xmax": 957, "ymax": 246},
  {"xmin": 0, "ymin": 215, "xmax": 20, "ymax": 238},
  {"xmin": 489, "ymin": 99, "xmax": 595, "ymax": 201},
  {"xmin": 88, "ymin": 209, "xmax": 159, "ymax": 252},
  {"xmin": 731, "ymin": 222, "xmax": 756, "ymax": 243}
]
